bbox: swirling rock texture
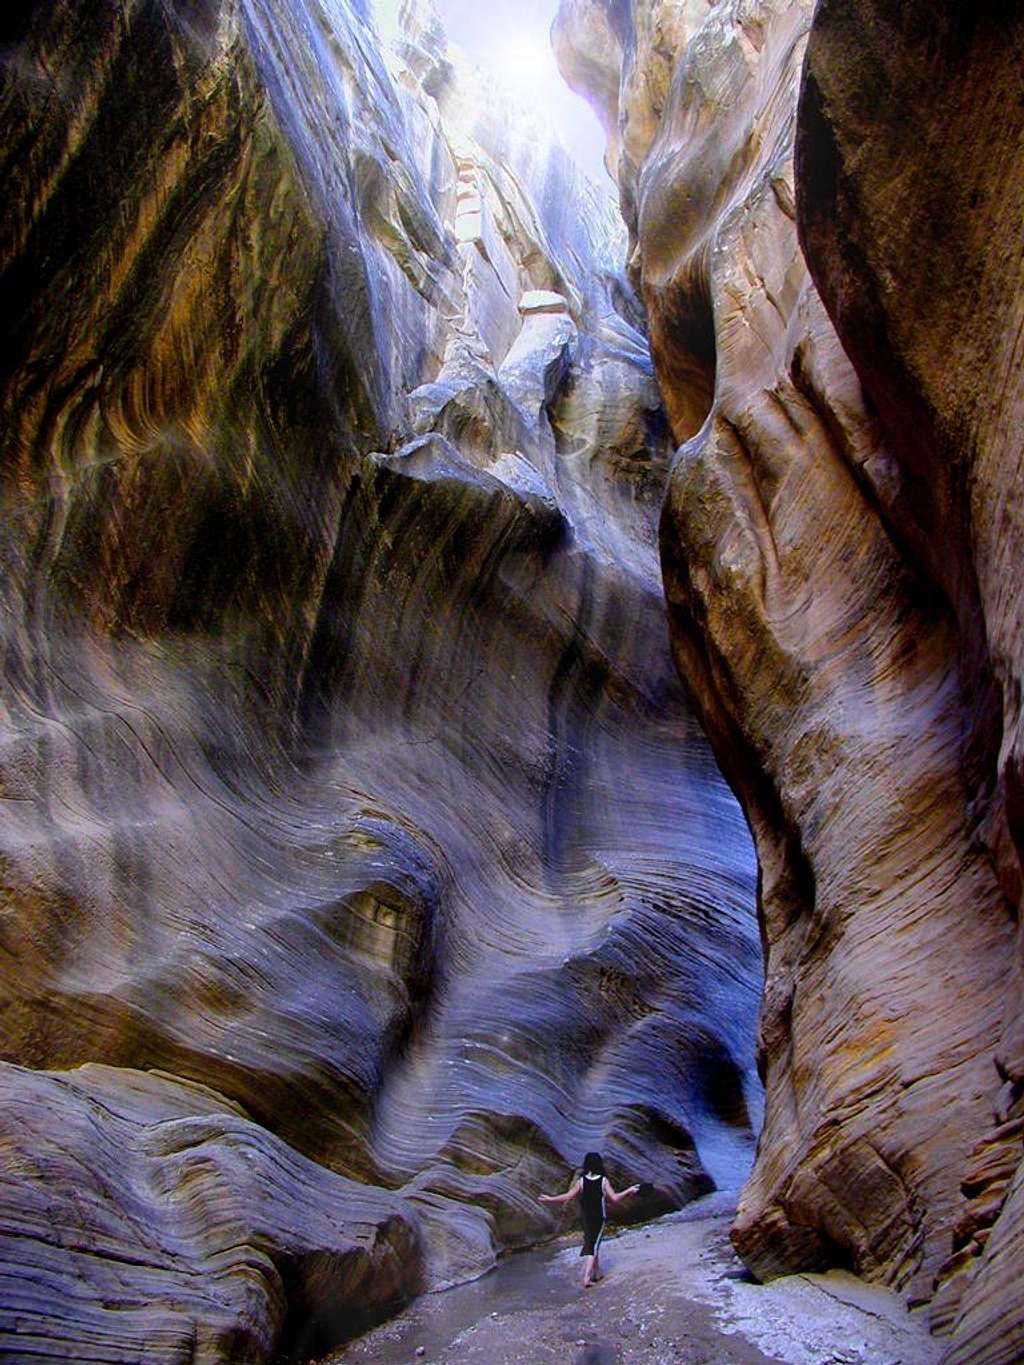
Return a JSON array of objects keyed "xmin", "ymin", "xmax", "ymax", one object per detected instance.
[
  {"xmin": 796, "ymin": 5, "xmax": 1024, "ymax": 1360},
  {"xmin": 0, "ymin": 0, "xmax": 762, "ymax": 1359},
  {"xmin": 555, "ymin": 0, "xmax": 1023, "ymax": 1355}
]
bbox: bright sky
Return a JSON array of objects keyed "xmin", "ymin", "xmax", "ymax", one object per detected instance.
[{"xmin": 373, "ymin": 0, "xmax": 611, "ymax": 185}]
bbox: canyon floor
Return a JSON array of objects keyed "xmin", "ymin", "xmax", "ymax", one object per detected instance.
[{"xmin": 312, "ymin": 1194, "xmax": 941, "ymax": 1365}]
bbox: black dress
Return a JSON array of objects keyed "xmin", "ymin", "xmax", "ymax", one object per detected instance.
[{"xmin": 579, "ymin": 1172, "xmax": 606, "ymax": 1256}]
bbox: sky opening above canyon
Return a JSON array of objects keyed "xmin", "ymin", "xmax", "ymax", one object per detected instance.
[{"xmin": 372, "ymin": 0, "xmax": 612, "ymax": 184}]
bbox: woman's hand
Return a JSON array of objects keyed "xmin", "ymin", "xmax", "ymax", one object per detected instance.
[{"xmin": 539, "ymin": 1178, "xmax": 580, "ymax": 1206}]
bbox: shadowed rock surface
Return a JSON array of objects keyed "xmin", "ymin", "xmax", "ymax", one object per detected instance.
[
  {"xmin": 554, "ymin": 0, "xmax": 1022, "ymax": 1349},
  {"xmin": 0, "ymin": 0, "xmax": 761, "ymax": 1359}
]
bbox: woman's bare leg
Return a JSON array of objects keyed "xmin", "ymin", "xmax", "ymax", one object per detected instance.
[
  {"xmin": 583, "ymin": 1253, "xmax": 596, "ymax": 1287},
  {"xmin": 592, "ymin": 1250, "xmax": 603, "ymax": 1282}
]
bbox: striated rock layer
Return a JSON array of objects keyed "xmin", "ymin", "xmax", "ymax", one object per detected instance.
[
  {"xmin": 0, "ymin": 0, "xmax": 761, "ymax": 1359},
  {"xmin": 796, "ymin": 4, "xmax": 1024, "ymax": 1360},
  {"xmin": 555, "ymin": 0, "xmax": 1022, "ymax": 1345},
  {"xmin": 0, "ymin": 1061, "xmax": 421, "ymax": 1361}
]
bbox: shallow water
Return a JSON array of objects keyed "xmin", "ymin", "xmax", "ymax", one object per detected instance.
[
  {"xmin": 321, "ymin": 1194, "xmax": 744, "ymax": 1365},
  {"xmin": 317, "ymin": 1192, "xmax": 943, "ymax": 1365},
  {"xmin": 331, "ymin": 1237, "xmax": 581, "ymax": 1363}
]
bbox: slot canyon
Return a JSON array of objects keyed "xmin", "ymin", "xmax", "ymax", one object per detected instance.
[{"xmin": 0, "ymin": 1, "xmax": 1020, "ymax": 1362}]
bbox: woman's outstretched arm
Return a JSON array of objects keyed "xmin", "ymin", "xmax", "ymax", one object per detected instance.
[
  {"xmin": 539, "ymin": 1177, "xmax": 581, "ymax": 1205},
  {"xmin": 603, "ymin": 1178, "xmax": 641, "ymax": 1204}
]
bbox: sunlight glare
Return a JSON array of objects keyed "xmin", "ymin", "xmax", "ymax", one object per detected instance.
[
  {"xmin": 492, "ymin": 31, "xmax": 561, "ymax": 100},
  {"xmin": 371, "ymin": 0, "xmax": 402, "ymax": 42},
  {"xmin": 368, "ymin": 0, "xmax": 611, "ymax": 184}
]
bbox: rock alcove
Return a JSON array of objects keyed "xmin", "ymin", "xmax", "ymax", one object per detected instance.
[{"xmin": 1, "ymin": 2, "xmax": 1022, "ymax": 1364}]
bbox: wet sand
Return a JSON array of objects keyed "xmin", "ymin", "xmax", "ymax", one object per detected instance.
[{"xmin": 314, "ymin": 1194, "xmax": 942, "ymax": 1365}]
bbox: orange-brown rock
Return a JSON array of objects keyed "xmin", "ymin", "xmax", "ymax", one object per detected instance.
[
  {"xmin": 555, "ymin": 0, "xmax": 1021, "ymax": 1335},
  {"xmin": 796, "ymin": 4, "xmax": 1024, "ymax": 1357}
]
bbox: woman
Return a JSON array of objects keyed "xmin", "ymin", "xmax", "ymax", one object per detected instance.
[{"xmin": 539, "ymin": 1151, "xmax": 640, "ymax": 1287}]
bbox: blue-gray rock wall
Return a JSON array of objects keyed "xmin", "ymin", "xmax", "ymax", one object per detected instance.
[{"xmin": 0, "ymin": 1, "xmax": 761, "ymax": 1358}]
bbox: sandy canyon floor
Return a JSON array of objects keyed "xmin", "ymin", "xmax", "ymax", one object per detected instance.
[{"xmin": 314, "ymin": 1194, "xmax": 941, "ymax": 1365}]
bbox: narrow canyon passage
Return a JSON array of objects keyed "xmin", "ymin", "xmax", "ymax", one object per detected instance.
[{"xmin": 1, "ymin": 2, "xmax": 1023, "ymax": 1364}]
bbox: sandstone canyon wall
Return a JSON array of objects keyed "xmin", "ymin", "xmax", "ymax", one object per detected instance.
[
  {"xmin": 796, "ymin": 6, "xmax": 1024, "ymax": 1360},
  {"xmin": 0, "ymin": 1, "xmax": 762, "ymax": 1360},
  {"xmin": 555, "ymin": 0, "xmax": 1023, "ymax": 1359}
]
